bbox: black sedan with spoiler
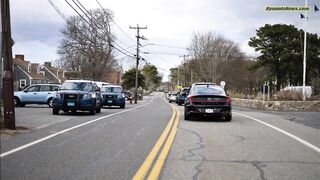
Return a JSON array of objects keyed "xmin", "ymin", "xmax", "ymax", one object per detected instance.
[{"xmin": 184, "ymin": 83, "xmax": 232, "ymax": 121}]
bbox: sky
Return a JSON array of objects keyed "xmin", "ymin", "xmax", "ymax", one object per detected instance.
[{"xmin": 9, "ymin": 0, "xmax": 320, "ymax": 81}]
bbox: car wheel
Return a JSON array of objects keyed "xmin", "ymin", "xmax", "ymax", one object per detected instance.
[
  {"xmin": 184, "ymin": 109, "xmax": 191, "ymax": 120},
  {"xmin": 89, "ymin": 109, "xmax": 96, "ymax": 115},
  {"xmin": 47, "ymin": 98, "xmax": 54, "ymax": 108},
  {"xmin": 120, "ymin": 104, "xmax": 125, "ymax": 109},
  {"xmin": 63, "ymin": 109, "xmax": 69, "ymax": 113},
  {"xmin": 225, "ymin": 114, "xmax": 232, "ymax": 121},
  {"xmin": 53, "ymin": 107, "xmax": 59, "ymax": 115},
  {"xmin": 20, "ymin": 103, "xmax": 26, "ymax": 107},
  {"xmin": 14, "ymin": 97, "xmax": 20, "ymax": 107},
  {"xmin": 96, "ymin": 107, "xmax": 101, "ymax": 113},
  {"xmin": 169, "ymin": 100, "xmax": 172, "ymax": 103},
  {"xmin": 71, "ymin": 110, "xmax": 77, "ymax": 113}
]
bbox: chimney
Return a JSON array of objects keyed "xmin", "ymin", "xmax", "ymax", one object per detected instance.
[
  {"xmin": 15, "ymin": 54, "xmax": 24, "ymax": 61},
  {"xmin": 44, "ymin": 62, "xmax": 52, "ymax": 67}
]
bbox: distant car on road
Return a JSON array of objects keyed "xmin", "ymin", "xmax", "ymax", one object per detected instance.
[
  {"xmin": 14, "ymin": 84, "xmax": 60, "ymax": 107},
  {"xmin": 101, "ymin": 85, "xmax": 126, "ymax": 108},
  {"xmin": 52, "ymin": 80, "xmax": 102, "ymax": 115},
  {"xmin": 184, "ymin": 82, "xmax": 232, "ymax": 121},
  {"xmin": 123, "ymin": 91, "xmax": 133, "ymax": 101},
  {"xmin": 168, "ymin": 92, "xmax": 178, "ymax": 103}
]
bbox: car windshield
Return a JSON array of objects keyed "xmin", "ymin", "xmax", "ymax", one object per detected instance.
[
  {"xmin": 59, "ymin": 82, "xmax": 93, "ymax": 91},
  {"xmin": 101, "ymin": 86, "xmax": 122, "ymax": 93},
  {"xmin": 191, "ymin": 87, "xmax": 223, "ymax": 95}
]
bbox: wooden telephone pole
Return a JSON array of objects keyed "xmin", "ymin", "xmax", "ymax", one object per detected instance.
[
  {"xmin": 1, "ymin": 0, "xmax": 15, "ymax": 129},
  {"xmin": 130, "ymin": 25, "xmax": 147, "ymax": 104}
]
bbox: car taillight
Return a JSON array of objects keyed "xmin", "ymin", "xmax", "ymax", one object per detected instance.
[{"xmin": 225, "ymin": 96, "xmax": 231, "ymax": 103}]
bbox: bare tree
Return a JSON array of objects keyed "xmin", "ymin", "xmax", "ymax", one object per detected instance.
[
  {"xmin": 184, "ymin": 32, "xmax": 267, "ymax": 95},
  {"xmin": 57, "ymin": 9, "xmax": 118, "ymax": 80},
  {"xmin": 188, "ymin": 32, "xmax": 242, "ymax": 83}
]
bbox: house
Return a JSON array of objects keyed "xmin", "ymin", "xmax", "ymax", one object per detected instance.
[
  {"xmin": 13, "ymin": 54, "xmax": 65, "ymax": 91},
  {"xmin": 102, "ymin": 70, "xmax": 121, "ymax": 85}
]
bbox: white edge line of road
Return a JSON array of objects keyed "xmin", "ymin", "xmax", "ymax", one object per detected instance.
[
  {"xmin": 234, "ymin": 112, "xmax": 320, "ymax": 154},
  {"xmin": 0, "ymin": 97, "xmax": 154, "ymax": 158}
]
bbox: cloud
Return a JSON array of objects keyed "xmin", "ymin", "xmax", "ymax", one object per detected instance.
[
  {"xmin": 12, "ymin": 40, "xmax": 58, "ymax": 63},
  {"xmin": 8, "ymin": 0, "xmax": 320, "ymax": 81}
]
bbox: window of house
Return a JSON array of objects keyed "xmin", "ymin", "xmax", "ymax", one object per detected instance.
[
  {"xmin": 28, "ymin": 64, "xmax": 31, "ymax": 72},
  {"xmin": 20, "ymin": 79, "xmax": 27, "ymax": 88}
]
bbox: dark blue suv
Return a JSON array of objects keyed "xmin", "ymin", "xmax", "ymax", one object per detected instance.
[
  {"xmin": 52, "ymin": 80, "xmax": 102, "ymax": 115},
  {"xmin": 176, "ymin": 87, "xmax": 190, "ymax": 105},
  {"xmin": 101, "ymin": 85, "xmax": 125, "ymax": 108}
]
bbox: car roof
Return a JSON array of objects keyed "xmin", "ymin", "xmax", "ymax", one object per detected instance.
[
  {"xmin": 64, "ymin": 80, "xmax": 93, "ymax": 83},
  {"xmin": 102, "ymin": 84, "xmax": 122, "ymax": 88},
  {"xmin": 29, "ymin": 84, "xmax": 60, "ymax": 86},
  {"xmin": 192, "ymin": 82, "xmax": 216, "ymax": 86}
]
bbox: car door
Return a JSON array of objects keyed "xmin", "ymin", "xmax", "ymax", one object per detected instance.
[
  {"xmin": 20, "ymin": 85, "xmax": 40, "ymax": 103},
  {"xmin": 37, "ymin": 85, "xmax": 52, "ymax": 103}
]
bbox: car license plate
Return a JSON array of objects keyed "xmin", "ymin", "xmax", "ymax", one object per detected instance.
[
  {"xmin": 205, "ymin": 109, "xmax": 214, "ymax": 113},
  {"xmin": 67, "ymin": 102, "xmax": 75, "ymax": 106},
  {"xmin": 107, "ymin": 100, "xmax": 112, "ymax": 103}
]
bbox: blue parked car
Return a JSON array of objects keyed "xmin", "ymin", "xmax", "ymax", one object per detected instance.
[
  {"xmin": 101, "ymin": 85, "xmax": 125, "ymax": 108},
  {"xmin": 52, "ymin": 80, "xmax": 102, "ymax": 115},
  {"xmin": 14, "ymin": 84, "xmax": 60, "ymax": 107}
]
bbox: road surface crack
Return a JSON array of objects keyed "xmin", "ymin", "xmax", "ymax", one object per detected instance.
[
  {"xmin": 251, "ymin": 161, "xmax": 267, "ymax": 180},
  {"xmin": 179, "ymin": 127, "xmax": 207, "ymax": 180}
]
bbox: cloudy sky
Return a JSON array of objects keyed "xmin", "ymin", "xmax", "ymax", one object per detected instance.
[{"xmin": 9, "ymin": 0, "xmax": 320, "ymax": 81}]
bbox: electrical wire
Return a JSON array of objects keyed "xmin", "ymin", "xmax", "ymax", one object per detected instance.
[{"xmin": 64, "ymin": 0, "xmax": 135, "ymax": 58}]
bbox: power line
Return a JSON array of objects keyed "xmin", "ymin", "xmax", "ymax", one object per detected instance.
[
  {"xmin": 64, "ymin": 0, "xmax": 135, "ymax": 58},
  {"xmin": 149, "ymin": 43, "xmax": 188, "ymax": 50},
  {"xmin": 95, "ymin": 0, "xmax": 136, "ymax": 44},
  {"xmin": 48, "ymin": 0, "xmax": 67, "ymax": 20},
  {"xmin": 72, "ymin": 0, "xmax": 136, "ymax": 57}
]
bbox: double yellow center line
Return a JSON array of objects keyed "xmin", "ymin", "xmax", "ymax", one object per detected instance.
[{"xmin": 132, "ymin": 105, "xmax": 180, "ymax": 180}]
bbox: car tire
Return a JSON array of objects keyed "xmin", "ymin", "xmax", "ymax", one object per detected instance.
[
  {"xmin": 184, "ymin": 109, "xmax": 191, "ymax": 120},
  {"xmin": 47, "ymin": 98, "xmax": 54, "ymax": 108},
  {"xmin": 63, "ymin": 109, "xmax": 69, "ymax": 113},
  {"xmin": 120, "ymin": 104, "xmax": 125, "ymax": 109},
  {"xmin": 20, "ymin": 103, "xmax": 26, "ymax": 107},
  {"xmin": 89, "ymin": 109, "xmax": 96, "ymax": 115},
  {"xmin": 14, "ymin": 97, "xmax": 20, "ymax": 107},
  {"xmin": 53, "ymin": 107, "xmax": 59, "ymax": 115},
  {"xmin": 96, "ymin": 107, "xmax": 101, "ymax": 113},
  {"xmin": 169, "ymin": 100, "xmax": 172, "ymax": 103},
  {"xmin": 225, "ymin": 114, "xmax": 232, "ymax": 121}
]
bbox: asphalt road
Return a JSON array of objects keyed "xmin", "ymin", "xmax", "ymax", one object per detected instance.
[{"xmin": 1, "ymin": 92, "xmax": 319, "ymax": 180}]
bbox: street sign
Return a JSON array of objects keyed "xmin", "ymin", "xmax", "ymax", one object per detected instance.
[{"xmin": 265, "ymin": 6, "xmax": 310, "ymax": 12}]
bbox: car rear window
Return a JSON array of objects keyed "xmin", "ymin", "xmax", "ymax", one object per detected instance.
[
  {"xmin": 60, "ymin": 82, "xmax": 93, "ymax": 91},
  {"xmin": 101, "ymin": 87, "xmax": 122, "ymax": 93},
  {"xmin": 191, "ymin": 87, "xmax": 223, "ymax": 95}
]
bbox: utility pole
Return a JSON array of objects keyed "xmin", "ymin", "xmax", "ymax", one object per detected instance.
[
  {"xmin": 302, "ymin": 0, "xmax": 308, "ymax": 101},
  {"xmin": 130, "ymin": 24, "xmax": 147, "ymax": 104},
  {"xmin": 177, "ymin": 67, "xmax": 180, "ymax": 86},
  {"xmin": 180, "ymin": 55, "xmax": 189, "ymax": 87},
  {"xmin": 190, "ymin": 70, "xmax": 193, "ymax": 85},
  {"xmin": 1, "ymin": 0, "xmax": 15, "ymax": 129}
]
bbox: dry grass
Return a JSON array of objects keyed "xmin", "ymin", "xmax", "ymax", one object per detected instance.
[{"xmin": 277, "ymin": 91, "xmax": 303, "ymax": 101}]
